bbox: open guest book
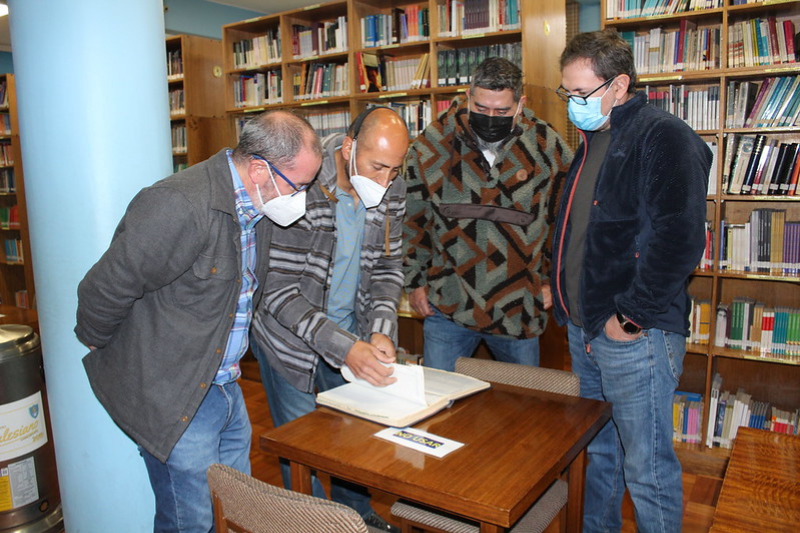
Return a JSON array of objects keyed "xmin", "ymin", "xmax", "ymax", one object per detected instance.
[{"xmin": 316, "ymin": 364, "xmax": 491, "ymax": 427}]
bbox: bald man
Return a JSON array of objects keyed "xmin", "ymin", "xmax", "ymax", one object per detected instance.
[{"xmin": 250, "ymin": 107, "xmax": 408, "ymax": 531}]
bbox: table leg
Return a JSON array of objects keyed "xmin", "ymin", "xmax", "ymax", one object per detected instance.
[
  {"xmin": 565, "ymin": 449, "xmax": 587, "ymax": 533},
  {"xmin": 478, "ymin": 523, "xmax": 504, "ymax": 533},
  {"xmin": 289, "ymin": 461, "xmax": 313, "ymax": 495}
]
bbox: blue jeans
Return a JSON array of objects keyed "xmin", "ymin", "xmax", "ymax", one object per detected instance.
[
  {"xmin": 251, "ymin": 340, "xmax": 375, "ymax": 518},
  {"xmin": 140, "ymin": 381, "xmax": 251, "ymax": 533},
  {"xmin": 422, "ymin": 306, "xmax": 540, "ymax": 371},
  {"xmin": 567, "ymin": 323, "xmax": 685, "ymax": 533}
]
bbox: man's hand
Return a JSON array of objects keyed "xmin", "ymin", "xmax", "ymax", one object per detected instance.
[
  {"xmin": 541, "ymin": 285, "xmax": 552, "ymax": 310},
  {"xmin": 370, "ymin": 333, "xmax": 396, "ymax": 360},
  {"xmin": 409, "ymin": 286, "xmax": 434, "ymax": 317},
  {"xmin": 604, "ymin": 314, "xmax": 644, "ymax": 342},
  {"xmin": 344, "ymin": 340, "xmax": 397, "ymax": 387}
]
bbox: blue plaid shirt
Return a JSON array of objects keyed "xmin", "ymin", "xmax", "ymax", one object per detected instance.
[{"xmin": 214, "ymin": 151, "xmax": 263, "ymax": 384}]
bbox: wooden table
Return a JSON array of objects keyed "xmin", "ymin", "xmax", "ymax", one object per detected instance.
[
  {"xmin": 261, "ymin": 382, "xmax": 611, "ymax": 532},
  {"xmin": 710, "ymin": 427, "xmax": 800, "ymax": 532}
]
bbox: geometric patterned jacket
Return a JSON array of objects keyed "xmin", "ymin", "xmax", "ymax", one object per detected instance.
[{"xmin": 403, "ymin": 95, "xmax": 573, "ymax": 339}]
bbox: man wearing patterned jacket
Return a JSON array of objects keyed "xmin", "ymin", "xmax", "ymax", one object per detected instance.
[
  {"xmin": 404, "ymin": 57, "xmax": 573, "ymax": 371},
  {"xmin": 250, "ymin": 107, "xmax": 408, "ymax": 532}
]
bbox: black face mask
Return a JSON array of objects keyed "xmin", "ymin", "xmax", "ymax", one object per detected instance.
[{"xmin": 469, "ymin": 111, "xmax": 514, "ymax": 143}]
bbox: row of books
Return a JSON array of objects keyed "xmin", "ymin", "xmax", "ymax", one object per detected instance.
[
  {"xmin": 620, "ymin": 24, "xmax": 721, "ymax": 75},
  {"xmin": 357, "ymin": 52, "xmax": 431, "ymax": 93},
  {"xmin": 688, "ymin": 298, "xmax": 712, "ymax": 346},
  {"xmin": 742, "ymin": 76, "xmax": 800, "ymax": 129},
  {"xmin": 166, "ymin": 49, "xmax": 183, "ymax": 80},
  {"xmin": 3, "ymin": 238, "xmax": 23, "ymax": 264},
  {"xmin": 233, "ymin": 72, "xmax": 283, "ymax": 108},
  {"xmin": 645, "ymin": 84, "xmax": 719, "ymax": 131},
  {"xmin": 0, "ymin": 113, "xmax": 10, "ymax": 135},
  {"xmin": 728, "ymin": 17, "xmax": 797, "ymax": 69},
  {"xmin": 0, "ymin": 205, "xmax": 20, "ymax": 230},
  {"xmin": 14, "ymin": 289, "xmax": 29, "ymax": 309},
  {"xmin": 0, "ymin": 168, "xmax": 16, "ymax": 193},
  {"xmin": 460, "ymin": 0, "xmax": 520, "ymax": 35},
  {"xmin": 723, "ymin": 135, "xmax": 800, "ymax": 196},
  {"xmin": 0, "ymin": 80, "xmax": 8, "ymax": 109},
  {"xmin": 719, "ymin": 211, "xmax": 800, "ymax": 275},
  {"xmin": 360, "ymin": 5, "xmax": 430, "ymax": 48},
  {"xmin": 437, "ymin": 42, "xmax": 522, "ymax": 87},
  {"xmin": 292, "ymin": 62, "xmax": 350, "ymax": 100},
  {"xmin": 173, "ymin": 162, "xmax": 188, "ymax": 173},
  {"xmin": 715, "ymin": 299, "xmax": 800, "ymax": 358},
  {"xmin": 232, "ymin": 28, "xmax": 282, "ymax": 70},
  {"xmin": 305, "ymin": 109, "xmax": 350, "ymax": 138},
  {"xmin": 169, "ymin": 89, "xmax": 185, "ymax": 116},
  {"xmin": 171, "ymin": 124, "xmax": 187, "ymax": 153},
  {"xmin": 608, "ymin": 0, "xmax": 722, "ymax": 20},
  {"xmin": 291, "ymin": 18, "xmax": 348, "ymax": 60},
  {"xmin": 0, "ymin": 143, "xmax": 13, "ymax": 166},
  {"xmin": 706, "ymin": 374, "xmax": 798, "ymax": 449},
  {"xmin": 673, "ymin": 391, "xmax": 704, "ymax": 444},
  {"xmin": 699, "ymin": 221, "xmax": 715, "ymax": 271}
]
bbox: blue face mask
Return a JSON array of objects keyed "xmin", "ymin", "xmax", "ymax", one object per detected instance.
[{"xmin": 567, "ymin": 85, "xmax": 614, "ymax": 131}]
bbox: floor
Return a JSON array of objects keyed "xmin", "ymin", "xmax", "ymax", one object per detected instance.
[{"xmin": 241, "ymin": 376, "xmax": 722, "ymax": 532}]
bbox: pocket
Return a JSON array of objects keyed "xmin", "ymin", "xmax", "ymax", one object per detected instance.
[{"xmin": 172, "ymin": 254, "xmax": 238, "ymax": 307}]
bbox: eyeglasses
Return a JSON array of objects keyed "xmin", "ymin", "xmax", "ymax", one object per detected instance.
[
  {"xmin": 555, "ymin": 76, "xmax": 616, "ymax": 106},
  {"xmin": 251, "ymin": 154, "xmax": 309, "ymax": 195}
]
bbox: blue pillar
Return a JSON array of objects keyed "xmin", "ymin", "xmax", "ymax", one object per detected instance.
[{"xmin": 8, "ymin": 1, "xmax": 172, "ymax": 530}]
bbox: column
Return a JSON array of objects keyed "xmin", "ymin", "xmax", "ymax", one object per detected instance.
[{"xmin": 8, "ymin": 1, "xmax": 172, "ymax": 530}]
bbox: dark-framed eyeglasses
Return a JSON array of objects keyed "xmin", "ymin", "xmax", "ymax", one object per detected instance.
[
  {"xmin": 251, "ymin": 154, "xmax": 309, "ymax": 195},
  {"xmin": 555, "ymin": 76, "xmax": 617, "ymax": 106}
]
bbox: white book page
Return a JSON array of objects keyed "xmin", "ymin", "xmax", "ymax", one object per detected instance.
[{"xmin": 341, "ymin": 363, "xmax": 427, "ymax": 406}]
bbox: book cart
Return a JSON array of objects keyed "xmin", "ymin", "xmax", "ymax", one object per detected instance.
[
  {"xmin": 604, "ymin": 0, "xmax": 800, "ymax": 476},
  {"xmin": 166, "ymin": 35, "xmax": 230, "ymax": 173},
  {"xmin": 0, "ymin": 74, "xmax": 34, "ymax": 309}
]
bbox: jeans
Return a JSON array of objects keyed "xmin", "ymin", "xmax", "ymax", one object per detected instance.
[
  {"xmin": 567, "ymin": 322, "xmax": 685, "ymax": 533},
  {"xmin": 140, "ymin": 381, "xmax": 251, "ymax": 533},
  {"xmin": 422, "ymin": 306, "xmax": 540, "ymax": 371},
  {"xmin": 251, "ymin": 340, "xmax": 375, "ymax": 518}
]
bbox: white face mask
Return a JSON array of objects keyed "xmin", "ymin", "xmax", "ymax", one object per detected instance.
[
  {"xmin": 256, "ymin": 163, "xmax": 306, "ymax": 227},
  {"xmin": 349, "ymin": 140, "xmax": 388, "ymax": 209}
]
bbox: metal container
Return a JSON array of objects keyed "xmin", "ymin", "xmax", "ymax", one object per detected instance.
[{"xmin": 0, "ymin": 325, "xmax": 62, "ymax": 533}]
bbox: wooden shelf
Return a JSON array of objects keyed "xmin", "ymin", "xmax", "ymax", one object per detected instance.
[
  {"xmin": 603, "ymin": 0, "xmax": 800, "ymax": 474},
  {"xmin": 222, "ymin": 0, "xmax": 567, "ymax": 144}
]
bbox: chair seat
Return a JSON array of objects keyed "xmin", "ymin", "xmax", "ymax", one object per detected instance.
[{"xmin": 391, "ymin": 479, "xmax": 568, "ymax": 533}]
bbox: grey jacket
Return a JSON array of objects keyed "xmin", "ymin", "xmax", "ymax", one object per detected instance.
[
  {"xmin": 250, "ymin": 133, "xmax": 406, "ymax": 393},
  {"xmin": 76, "ymin": 150, "xmax": 272, "ymax": 463}
]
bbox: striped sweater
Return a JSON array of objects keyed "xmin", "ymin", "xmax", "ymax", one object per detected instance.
[
  {"xmin": 251, "ymin": 133, "xmax": 406, "ymax": 393},
  {"xmin": 403, "ymin": 95, "xmax": 573, "ymax": 339}
]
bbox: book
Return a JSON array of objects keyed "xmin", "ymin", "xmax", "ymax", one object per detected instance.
[{"xmin": 317, "ymin": 364, "xmax": 491, "ymax": 427}]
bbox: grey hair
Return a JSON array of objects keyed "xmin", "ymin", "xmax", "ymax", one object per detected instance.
[
  {"xmin": 469, "ymin": 57, "xmax": 524, "ymax": 102},
  {"xmin": 232, "ymin": 110, "xmax": 322, "ymax": 169}
]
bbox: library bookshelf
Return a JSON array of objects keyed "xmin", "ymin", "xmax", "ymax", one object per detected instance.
[
  {"xmin": 0, "ymin": 74, "xmax": 35, "ymax": 310},
  {"xmin": 604, "ymin": 0, "xmax": 800, "ymax": 476},
  {"xmin": 166, "ymin": 35, "xmax": 230, "ymax": 173},
  {"xmin": 222, "ymin": 0, "xmax": 571, "ymax": 371},
  {"xmin": 221, "ymin": 0, "xmax": 568, "ymax": 145}
]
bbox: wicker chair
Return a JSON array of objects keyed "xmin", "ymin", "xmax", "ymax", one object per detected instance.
[
  {"xmin": 390, "ymin": 357, "xmax": 580, "ymax": 533},
  {"xmin": 207, "ymin": 463, "xmax": 383, "ymax": 533}
]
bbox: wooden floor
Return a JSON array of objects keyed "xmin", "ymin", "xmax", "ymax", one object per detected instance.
[{"xmin": 241, "ymin": 376, "xmax": 721, "ymax": 532}]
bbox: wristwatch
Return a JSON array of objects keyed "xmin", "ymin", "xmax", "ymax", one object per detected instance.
[{"xmin": 616, "ymin": 312, "xmax": 642, "ymax": 335}]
